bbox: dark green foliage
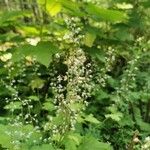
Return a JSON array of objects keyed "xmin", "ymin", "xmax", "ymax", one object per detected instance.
[{"xmin": 0, "ymin": 0, "xmax": 149, "ymax": 150}]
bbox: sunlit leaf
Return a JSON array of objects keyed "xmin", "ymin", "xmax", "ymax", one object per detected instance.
[
  {"xmin": 84, "ymin": 32, "xmax": 96, "ymax": 47},
  {"xmin": 105, "ymin": 112, "xmax": 123, "ymax": 122},
  {"xmin": 84, "ymin": 114, "xmax": 100, "ymax": 124},
  {"xmin": 12, "ymin": 41, "xmax": 59, "ymax": 67},
  {"xmin": 47, "ymin": 1, "xmax": 62, "ymax": 16},
  {"xmin": 86, "ymin": 3, "xmax": 128, "ymax": 23},
  {"xmin": 78, "ymin": 135, "xmax": 113, "ymax": 150},
  {"xmin": 43, "ymin": 102, "xmax": 55, "ymax": 111},
  {"xmin": 60, "ymin": 0, "xmax": 85, "ymax": 16},
  {"xmin": 4, "ymin": 101, "xmax": 22, "ymax": 110},
  {"xmin": 30, "ymin": 78, "xmax": 45, "ymax": 90},
  {"xmin": 0, "ymin": 10, "xmax": 31, "ymax": 26}
]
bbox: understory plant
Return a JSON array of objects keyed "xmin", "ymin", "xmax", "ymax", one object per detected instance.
[{"xmin": 0, "ymin": 0, "xmax": 150, "ymax": 150}]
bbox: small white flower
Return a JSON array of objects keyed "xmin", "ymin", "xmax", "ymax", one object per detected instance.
[
  {"xmin": 55, "ymin": 53, "xmax": 60, "ymax": 58},
  {"xmin": 133, "ymin": 137, "xmax": 140, "ymax": 143},
  {"xmin": 116, "ymin": 3, "xmax": 133, "ymax": 9},
  {"xmin": 0, "ymin": 53, "xmax": 12, "ymax": 62},
  {"xmin": 26, "ymin": 37, "xmax": 40, "ymax": 46},
  {"xmin": 145, "ymin": 136, "xmax": 150, "ymax": 142}
]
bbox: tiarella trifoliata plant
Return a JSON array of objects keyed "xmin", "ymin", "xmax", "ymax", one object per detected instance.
[
  {"xmin": 44, "ymin": 17, "xmax": 93, "ymax": 142},
  {"xmin": 0, "ymin": 0, "xmax": 150, "ymax": 150}
]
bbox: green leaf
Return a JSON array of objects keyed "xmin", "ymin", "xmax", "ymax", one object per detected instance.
[
  {"xmin": 0, "ymin": 124, "xmax": 13, "ymax": 149},
  {"xmin": 28, "ymin": 96, "xmax": 39, "ymax": 101},
  {"xmin": 63, "ymin": 135, "xmax": 79, "ymax": 150},
  {"xmin": 141, "ymin": 92, "xmax": 150, "ymax": 102},
  {"xmin": 105, "ymin": 112, "xmax": 123, "ymax": 122},
  {"xmin": 12, "ymin": 41, "xmax": 59, "ymax": 67},
  {"xmin": 119, "ymin": 115, "xmax": 134, "ymax": 127},
  {"xmin": 30, "ymin": 78, "xmax": 45, "ymax": 90},
  {"xmin": 42, "ymin": 102, "xmax": 55, "ymax": 111},
  {"xmin": 65, "ymin": 140, "xmax": 77, "ymax": 150},
  {"xmin": 0, "ymin": 117, "xmax": 8, "ymax": 124},
  {"xmin": 84, "ymin": 114, "xmax": 100, "ymax": 124},
  {"xmin": 60, "ymin": 0, "xmax": 85, "ymax": 16},
  {"xmin": 78, "ymin": 135, "xmax": 113, "ymax": 150},
  {"xmin": 137, "ymin": 120, "xmax": 150, "ymax": 132},
  {"xmin": 4, "ymin": 101, "xmax": 22, "ymax": 110},
  {"xmin": 95, "ymin": 89, "xmax": 109, "ymax": 100},
  {"xmin": 140, "ymin": 1, "xmax": 150, "ymax": 8},
  {"xmin": 37, "ymin": 0, "xmax": 45, "ymax": 5},
  {"xmin": 107, "ymin": 77, "xmax": 119, "ymax": 88},
  {"xmin": 6, "ymin": 85, "xmax": 17, "ymax": 94},
  {"xmin": 63, "ymin": 133, "xmax": 80, "ymax": 150},
  {"xmin": 134, "ymin": 107, "xmax": 150, "ymax": 132},
  {"xmin": 115, "ymin": 29, "xmax": 134, "ymax": 41},
  {"xmin": 70, "ymin": 103, "xmax": 84, "ymax": 110},
  {"xmin": 0, "ymin": 32, "xmax": 18, "ymax": 41},
  {"xmin": 46, "ymin": 0, "xmax": 62, "ymax": 16},
  {"xmin": 129, "ymin": 92, "xmax": 140, "ymax": 101},
  {"xmin": 0, "ymin": 10, "xmax": 31, "ymax": 26},
  {"xmin": 31, "ymin": 144, "xmax": 54, "ymax": 150},
  {"xmin": 19, "ymin": 26, "xmax": 40, "ymax": 36},
  {"xmin": 84, "ymin": 32, "xmax": 96, "ymax": 47},
  {"xmin": 86, "ymin": 3, "xmax": 128, "ymax": 23},
  {"xmin": 67, "ymin": 133, "xmax": 82, "ymax": 145},
  {"xmin": 85, "ymin": 47, "xmax": 105, "ymax": 62}
]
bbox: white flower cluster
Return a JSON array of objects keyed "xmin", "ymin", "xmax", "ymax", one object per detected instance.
[
  {"xmin": 50, "ymin": 48, "xmax": 92, "ymax": 136},
  {"xmin": 64, "ymin": 17, "xmax": 84, "ymax": 45},
  {"xmin": 112, "ymin": 37, "xmax": 148, "ymax": 112},
  {"xmin": 1, "ymin": 59, "xmax": 43, "ymax": 148},
  {"xmin": 26, "ymin": 37, "xmax": 40, "ymax": 46},
  {"xmin": 104, "ymin": 47, "xmax": 116, "ymax": 72},
  {"xmin": 136, "ymin": 36, "xmax": 149, "ymax": 52},
  {"xmin": 142, "ymin": 136, "xmax": 150, "ymax": 150},
  {"xmin": 118, "ymin": 55, "xmax": 139, "ymax": 94},
  {"xmin": 115, "ymin": 36, "xmax": 149, "ymax": 100},
  {"xmin": 116, "ymin": 3, "xmax": 133, "ymax": 10},
  {"xmin": 0, "ymin": 53, "xmax": 12, "ymax": 62},
  {"xmin": 65, "ymin": 48, "xmax": 93, "ymax": 102},
  {"xmin": 49, "ymin": 17, "xmax": 93, "ymax": 138},
  {"xmin": 97, "ymin": 46, "xmax": 116, "ymax": 87},
  {"xmin": 0, "ymin": 42, "xmax": 15, "ymax": 52},
  {"xmin": 113, "ymin": 55, "xmax": 140, "ymax": 107}
]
